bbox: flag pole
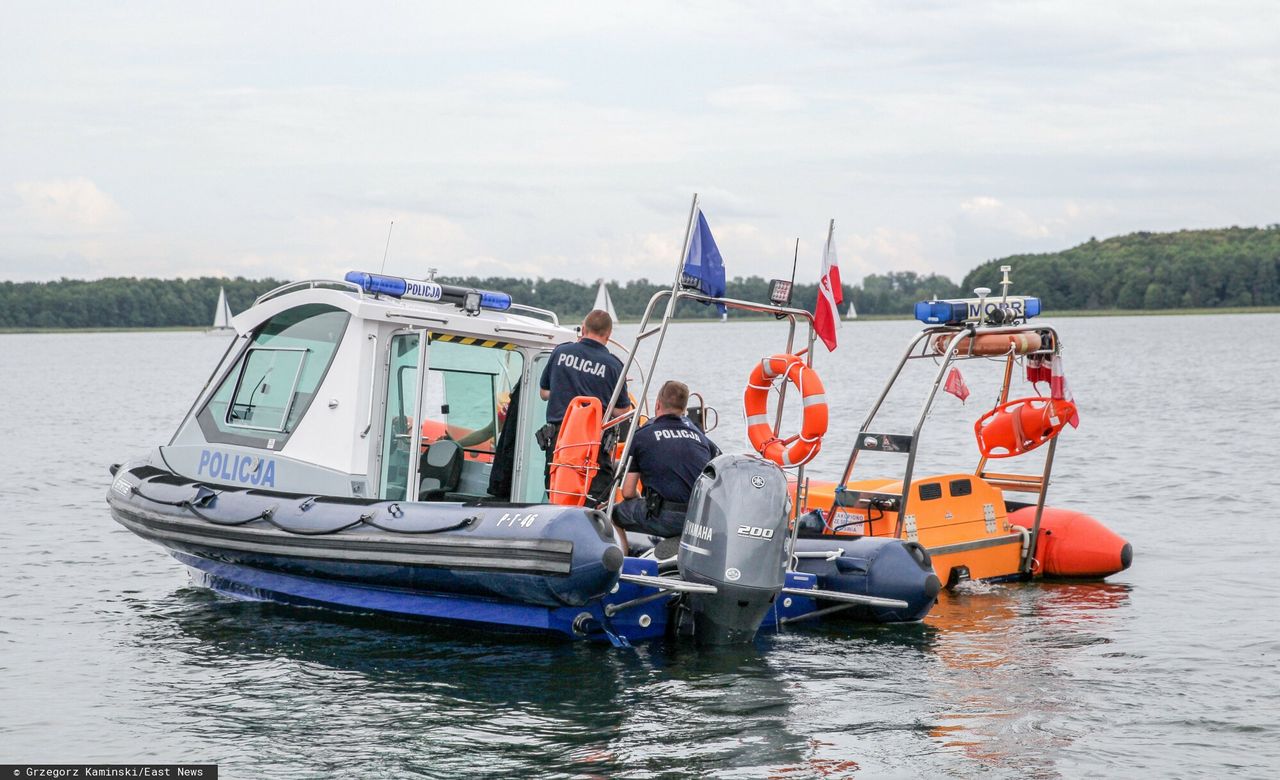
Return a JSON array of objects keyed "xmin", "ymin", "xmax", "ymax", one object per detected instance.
[{"xmin": 603, "ymin": 194, "xmax": 699, "ymax": 516}]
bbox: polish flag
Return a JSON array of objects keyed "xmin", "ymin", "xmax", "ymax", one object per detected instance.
[
  {"xmin": 944, "ymin": 366, "xmax": 970, "ymax": 402},
  {"xmin": 814, "ymin": 219, "xmax": 843, "ymax": 352}
]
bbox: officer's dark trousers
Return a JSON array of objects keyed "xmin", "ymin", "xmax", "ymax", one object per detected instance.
[{"xmin": 612, "ymin": 497, "xmax": 688, "ymax": 539}]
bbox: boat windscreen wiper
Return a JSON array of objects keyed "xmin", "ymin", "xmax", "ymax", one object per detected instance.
[{"xmin": 231, "ymin": 370, "xmax": 272, "ymax": 420}]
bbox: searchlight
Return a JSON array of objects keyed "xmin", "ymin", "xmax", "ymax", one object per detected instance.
[{"xmin": 344, "ymin": 271, "xmax": 512, "ymax": 313}]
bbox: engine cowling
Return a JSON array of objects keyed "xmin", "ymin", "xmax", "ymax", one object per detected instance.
[{"xmin": 677, "ymin": 454, "xmax": 791, "ymax": 644}]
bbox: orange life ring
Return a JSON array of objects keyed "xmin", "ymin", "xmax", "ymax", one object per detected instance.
[
  {"xmin": 933, "ymin": 331, "xmax": 1042, "ymax": 356},
  {"xmin": 974, "ymin": 396, "xmax": 1077, "ymax": 458},
  {"xmin": 743, "ymin": 354, "xmax": 828, "ymax": 467},
  {"xmin": 549, "ymin": 396, "xmax": 603, "ymax": 506}
]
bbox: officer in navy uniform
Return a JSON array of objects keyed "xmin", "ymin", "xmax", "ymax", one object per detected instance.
[
  {"xmin": 612, "ymin": 380, "xmax": 719, "ymax": 550},
  {"xmin": 538, "ymin": 309, "xmax": 631, "ymax": 499}
]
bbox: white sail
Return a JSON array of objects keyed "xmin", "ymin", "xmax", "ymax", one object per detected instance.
[
  {"xmin": 593, "ymin": 280, "xmax": 618, "ymax": 322},
  {"xmin": 212, "ymin": 287, "xmax": 233, "ymax": 329},
  {"xmin": 846, "ymin": 299, "xmax": 857, "ymax": 320}
]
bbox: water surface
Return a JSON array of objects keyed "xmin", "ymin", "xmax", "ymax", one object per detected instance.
[{"xmin": 2, "ymin": 314, "xmax": 1277, "ymax": 778}]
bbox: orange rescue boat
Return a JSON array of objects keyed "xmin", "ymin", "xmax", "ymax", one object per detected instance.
[{"xmin": 794, "ymin": 273, "xmax": 1131, "ymax": 587}]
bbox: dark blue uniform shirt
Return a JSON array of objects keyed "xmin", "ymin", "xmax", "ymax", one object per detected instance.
[
  {"xmin": 627, "ymin": 413, "xmax": 720, "ymax": 504},
  {"xmin": 539, "ymin": 339, "xmax": 628, "ymax": 425}
]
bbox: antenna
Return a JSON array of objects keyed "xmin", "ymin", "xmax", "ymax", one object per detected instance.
[
  {"xmin": 379, "ymin": 221, "xmax": 395, "ymax": 274},
  {"xmin": 790, "ymin": 237, "xmax": 799, "ymax": 290},
  {"xmin": 768, "ymin": 238, "xmax": 800, "ymax": 311},
  {"xmin": 999, "ymin": 265, "xmax": 1012, "ymax": 301}
]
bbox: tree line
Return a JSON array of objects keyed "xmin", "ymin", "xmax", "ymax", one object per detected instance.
[
  {"xmin": 0, "ymin": 277, "xmax": 285, "ymax": 329},
  {"xmin": 3, "ymin": 226, "xmax": 1277, "ymax": 328},
  {"xmin": 963, "ymin": 226, "xmax": 1280, "ymax": 310}
]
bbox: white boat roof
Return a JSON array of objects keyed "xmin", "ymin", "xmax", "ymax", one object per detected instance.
[{"xmin": 234, "ymin": 278, "xmax": 577, "ymax": 350}]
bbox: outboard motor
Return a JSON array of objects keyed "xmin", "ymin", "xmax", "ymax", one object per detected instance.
[{"xmin": 677, "ymin": 454, "xmax": 790, "ymax": 645}]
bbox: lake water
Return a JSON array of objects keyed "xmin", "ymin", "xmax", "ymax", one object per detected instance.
[{"xmin": 2, "ymin": 314, "xmax": 1278, "ymax": 778}]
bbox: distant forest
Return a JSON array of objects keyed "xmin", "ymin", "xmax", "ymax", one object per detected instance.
[
  {"xmin": 963, "ymin": 226, "xmax": 1280, "ymax": 310},
  {"xmin": 2, "ymin": 226, "xmax": 1277, "ymax": 329},
  {"xmin": 0, "ymin": 277, "xmax": 286, "ymax": 329}
]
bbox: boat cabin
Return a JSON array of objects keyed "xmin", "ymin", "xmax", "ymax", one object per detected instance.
[{"xmin": 162, "ymin": 274, "xmax": 577, "ymax": 503}]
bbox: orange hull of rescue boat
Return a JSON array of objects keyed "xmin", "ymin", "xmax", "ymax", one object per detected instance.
[
  {"xmin": 1009, "ymin": 506, "xmax": 1132, "ymax": 579},
  {"xmin": 796, "ymin": 479, "xmax": 1132, "ymax": 585},
  {"xmin": 797, "ymin": 475, "xmax": 1027, "ymax": 586}
]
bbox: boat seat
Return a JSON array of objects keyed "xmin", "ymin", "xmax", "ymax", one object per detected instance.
[{"xmin": 419, "ymin": 440, "xmax": 463, "ymax": 500}]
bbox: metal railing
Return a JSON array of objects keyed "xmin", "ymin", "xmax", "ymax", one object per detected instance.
[
  {"xmin": 253, "ymin": 279, "xmax": 363, "ymax": 307},
  {"xmin": 826, "ymin": 319, "xmax": 1063, "ymax": 574}
]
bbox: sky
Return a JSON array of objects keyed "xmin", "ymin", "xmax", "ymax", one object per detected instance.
[{"xmin": 1, "ymin": 1, "xmax": 1276, "ymax": 286}]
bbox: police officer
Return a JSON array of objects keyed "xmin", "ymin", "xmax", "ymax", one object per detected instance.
[
  {"xmin": 539, "ymin": 309, "xmax": 631, "ymax": 497},
  {"xmin": 613, "ymin": 380, "xmax": 719, "ymax": 549}
]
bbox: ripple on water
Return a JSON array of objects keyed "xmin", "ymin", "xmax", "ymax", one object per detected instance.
[{"xmin": 2, "ymin": 322, "xmax": 1279, "ymax": 777}]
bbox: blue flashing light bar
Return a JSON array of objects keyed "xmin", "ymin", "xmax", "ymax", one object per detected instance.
[
  {"xmin": 345, "ymin": 271, "xmax": 411, "ymax": 298},
  {"xmin": 914, "ymin": 299, "xmax": 968, "ymax": 324},
  {"xmin": 477, "ymin": 290, "xmax": 513, "ymax": 311},
  {"xmin": 345, "ymin": 271, "xmax": 512, "ymax": 312},
  {"xmin": 914, "ymin": 295, "xmax": 1041, "ymax": 325}
]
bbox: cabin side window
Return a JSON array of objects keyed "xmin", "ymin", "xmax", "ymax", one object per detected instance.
[{"xmin": 197, "ymin": 304, "xmax": 350, "ymax": 448}]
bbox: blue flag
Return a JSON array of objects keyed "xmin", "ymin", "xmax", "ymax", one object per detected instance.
[{"xmin": 680, "ymin": 209, "xmax": 727, "ymax": 313}]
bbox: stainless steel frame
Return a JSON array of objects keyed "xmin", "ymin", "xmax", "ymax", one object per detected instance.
[
  {"xmin": 600, "ymin": 195, "xmax": 820, "ymax": 565},
  {"xmin": 827, "ymin": 321, "xmax": 1064, "ymax": 575}
]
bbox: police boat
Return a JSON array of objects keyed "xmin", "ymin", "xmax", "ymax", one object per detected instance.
[
  {"xmin": 793, "ymin": 266, "xmax": 1132, "ymax": 588},
  {"xmin": 107, "ymin": 235, "xmax": 937, "ymax": 647}
]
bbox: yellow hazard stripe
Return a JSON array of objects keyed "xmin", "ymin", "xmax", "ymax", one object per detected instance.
[{"xmin": 428, "ymin": 332, "xmax": 517, "ymax": 350}]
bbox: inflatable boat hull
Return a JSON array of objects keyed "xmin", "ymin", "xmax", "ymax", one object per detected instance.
[
  {"xmin": 791, "ymin": 536, "xmax": 941, "ymax": 623},
  {"xmin": 108, "ymin": 463, "xmax": 624, "ymax": 608},
  {"xmin": 108, "ymin": 462, "xmax": 939, "ymax": 642}
]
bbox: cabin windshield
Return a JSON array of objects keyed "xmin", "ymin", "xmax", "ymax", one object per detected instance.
[{"xmin": 197, "ymin": 303, "xmax": 349, "ymax": 448}]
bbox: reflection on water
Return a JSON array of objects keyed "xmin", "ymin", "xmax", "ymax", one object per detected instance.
[
  {"xmin": 3, "ymin": 318, "xmax": 1279, "ymax": 777},
  {"xmin": 120, "ymin": 588, "xmax": 811, "ymax": 778},
  {"xmin": 924, "ymin": 583, "xmax": 1132, "ymax": 778}
]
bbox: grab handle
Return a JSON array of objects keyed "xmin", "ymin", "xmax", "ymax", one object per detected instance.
[{"xmin": 360, "ymin": 333, "xmax": 378, "ymax": 438}]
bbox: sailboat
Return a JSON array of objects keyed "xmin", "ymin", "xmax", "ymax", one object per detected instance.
[
  {"xmin": 846, "ymin": 299, "xmax": 857, "ymax": 320},
  {"xmin": 208, "ymin": 287, "xmax": 234, "ymax": 334},
  {"xmin": 593, "ymin": 279, "xmax": 618, "ymax": 322}
]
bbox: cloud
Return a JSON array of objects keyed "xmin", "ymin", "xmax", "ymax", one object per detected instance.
[
  {"xmin": 841, "ymin": 228, "xmax": 932, "ymax": 280},
  {"xmin": 0, "ymin": 3, "xmax": 1275, "ymax": 284},
  {"xmin": 958, "ymin": 196, "xmax": 1053, "ymax": 240},
  {"xmin": 951, "ymin": 196, "xmax": 1125, "ymax": 266},
  {"xmin": 462, "ymin": 70, "xmax": 566, "ymax": 97},
  {"xmin": 708, "ymin": 84, "xmax": 805, "ymax": 112},
  {"xmin": 13, "ymin": 178, "xmax": 125, "ymax": 234}
]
